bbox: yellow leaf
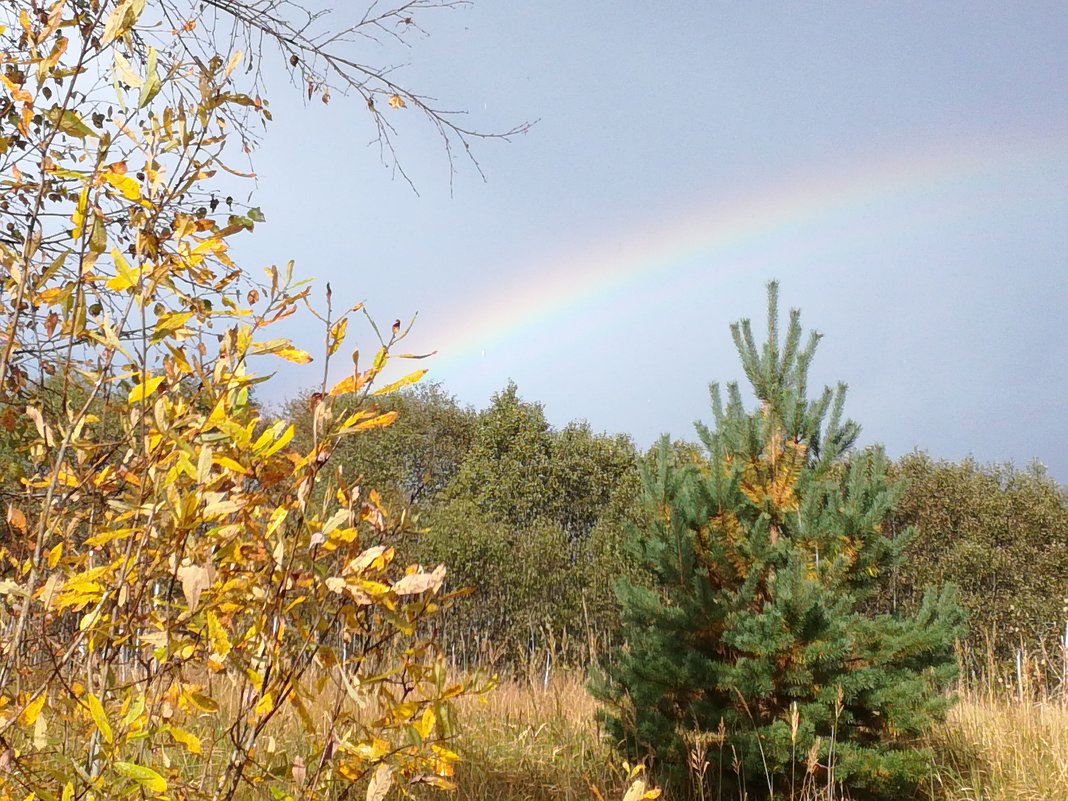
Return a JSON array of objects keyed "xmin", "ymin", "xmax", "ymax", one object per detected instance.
[
  {"xmin": 387, "ymin": 94, "xmax": 406, "ymax": 109},
  {"xmin": 154, "ymin": 311, "xmax": 193, "ymax": 336},
  {"xmin": 203, "ymin": 498, "xmax": 240, "ymax": 518},
  {"xmin": 165, "ymin": 344, "xmax": 193, "ymax": 375},
  {"xmin": 100, "ymin": 0, "xmax": 146, "ymax": 47},
  {"xmin": 46, "ymin": 542, "xmax": 62, "ymax": 569},
  {"xmin": 20, "ymin": 692, "xmax": 46, "ymax": 726},
  {"xmin": 415, "ymin": 706, "xmax": 436, "ymax": 740},
  {"xmin": 345, "ymin": 545, "xmax": 393, "ymax": 576},
  {"xmin": 622, "ymin": 779, "xmax": 647, "ymax": 801},
  {"xmin": 33, "ymin": 710, "xmax": 47, "ymax": 750},
  {"xmin": 37, "ymin": 287, "xmax": 69, "ymax": 305},
  {"xmin": 137, "ymin": 46, "xmax": 161, "ymax": 109},
  {"xmin": 106, "ymin": 249, "xmax": 139, "ymax": 291},
  {"xmin": 127, "ymin": 375, "xmax": 165, "ymax": 404},
  {"xmin": 276, "ymin": 347, "xmax": 313, "ymax": 364},
  {"xmin": 86, "ymin": 692, "xmax": 113, "ymax": 745},
  {"xmin": 176, "ymin": 563, "xmax": 212, "ymax": 610},
  {"xmin": 40, "ymin": 35, "xmax": 68, "ymax": 73},
  {"xmin": 372, "ymin": 368, "xmax": 427, "ymax": 396},
  {"xmin": 353, "ymin": 579, "xmax": 390, "ymax": 597},
  {"xmin": 266, "ymin": 507, "xmax": 289, "ymax": 538},
  {"xmin": 225, "ymin": 48, "xmax": 244, "ymax": 78},
  {"xmin": 51, "ymin": 568, "xmax": 106, "ymax": 610},
  {"xmin": 102, "ymin": 171, "xmax": 141, "ymax": 200},
  {"xmin": 213, "ymin": 455, "xmax": 248, "ymax": 474},
  {"xmin": 190, "ymin": 237, "xmax": 225, "ymax": 257},
  {"xmin": 88, "ymin": 211, "xmax": 107, "ymax": 254},
  {"xmin": 197, "ymin": 445, "xmax": 213, "ymax": 484},
  {"xmin": 328, "ymin": 317, "xmax": 348, "ymax": 356},
  {"xmin": 206, "ymin": 611, "xmax": 231, "ymax": 658},
  {"xmin": 372, "ymin": 346, "xmax": 387, "ymax": 372},
  {"xmin": 431, "ymin": 743, "xmax": 460, "ymax": 762},
  {"xmin": 71, "ymin": 186, "xmax": 88, "ymax": 239},
  {"xmin": 121, "ymin": 694, "xmax": 145, "ymax": 727},
  {"xmin": 55, "ymin": 470, "xmax": 79, "ymax": 488},
  {"xmin": 186, "ymin": 692, "xmax": 219, "ymax": 714},
  {"xmin": 0, "ymin": 73, "xmax": 32, "ymax": 103},
  {"xmin": 115, "ymin": 761, "xmax": 166, "ymax": 793},
  {"xmin": 62, "ymin": 782, "xmax": 74, "ymax": 801},
  {"xmin": 246, "ymin": 668, "xmax": 264, "ymax": 692},
  {"xmin": 167, "ymin": 724, "xmax": 202, "ymax": 754},
  {"xmin": 260, "ymin": 423, "xmax": 295, "ymax": 458},
  {"xmin": 254, "ymin": 691, "xmax": 275, "ymax": 717},
  {"xmin": 83, "ymin": 528, "xmax": 134, "ymax": 548},
  {"xmin": 252, "ymin": 338, "xmax": 313, "ymax": 363},
  {"xmin": 346, "ymin": 411, "xmax": 398, "ymax": 433}
]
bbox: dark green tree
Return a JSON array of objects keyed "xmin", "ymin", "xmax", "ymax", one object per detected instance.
[{"xmin": 593, "ymin": 283, "xmax": 964, "ymax": 800}]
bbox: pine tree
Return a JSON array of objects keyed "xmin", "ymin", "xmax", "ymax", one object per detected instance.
[{"xmin": 592, "ymin": 283, "xmax": 964, "ymax": 800}]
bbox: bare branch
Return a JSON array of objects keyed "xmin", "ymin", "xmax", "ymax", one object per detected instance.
[{"xmin": 163, "ymin": 0, "xmax": 534, "ymax": 187}]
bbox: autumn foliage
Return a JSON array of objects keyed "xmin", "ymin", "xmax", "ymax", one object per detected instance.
[{"xmin": 0, "ymin": 2, "xmax": 482, "ymax": 799}]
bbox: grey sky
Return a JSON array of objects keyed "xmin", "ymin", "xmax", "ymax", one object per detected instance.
[{"xmin": 235, "ymin": 2, "xmax": 1068, "ymax": 480}]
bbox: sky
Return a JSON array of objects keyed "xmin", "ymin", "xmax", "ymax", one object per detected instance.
[{"xmin": 232, "ymin": 2, "xmax": 1068, "ymax": 481}]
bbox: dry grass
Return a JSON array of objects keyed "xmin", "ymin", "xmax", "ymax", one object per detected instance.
[
  {"xmin": 437, "ymin": 673, "xmax": 1068, "ymax": 801},
  {"xmin": 61, "ymin": 665, "xmax": 1061, "ymax": 800},
  {"xmin": 443, "ymin": 675, "xmax": 622, "ymax": 801},
  {"xmin": 927, "ymin": 691, "xmax": 1068, "ymax": 801}
]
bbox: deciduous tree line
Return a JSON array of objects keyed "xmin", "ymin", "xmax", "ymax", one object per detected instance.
[{"xmin": 284, "ymin": 380, "xmax": 1068, "ymax": 677}]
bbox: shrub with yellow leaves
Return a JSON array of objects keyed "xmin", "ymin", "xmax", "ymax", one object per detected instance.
[{"xmin": 0, "ymin": 1, "xmax": 497, "ymax": 798}]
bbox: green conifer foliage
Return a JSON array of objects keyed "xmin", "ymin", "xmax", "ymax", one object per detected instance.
[{"xmin": 592, "ymin": 283, "xmax": 964, "ymax": 800}]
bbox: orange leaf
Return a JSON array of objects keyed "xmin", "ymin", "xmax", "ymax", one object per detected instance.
[
  {"xmin": 329, "ymin": 372, "xmax": 369, "ymax": 397},
  {"xmin": 6, "ymin": 505, "xmax": 27, "ymax": 534}
]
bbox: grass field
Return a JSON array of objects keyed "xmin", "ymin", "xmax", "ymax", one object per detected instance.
[
  {"xmin": 9, "ymin": 662, "xmax": 1063, "ymax": 800},
  {"xmin": 438, "ymin": 673, "xmax": 1068, "ymax": 801}
]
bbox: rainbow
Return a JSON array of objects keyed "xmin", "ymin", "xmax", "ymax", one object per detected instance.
[{"xmin": 421, "ymin": 131, "xmax": 1067, "ymax": 379}]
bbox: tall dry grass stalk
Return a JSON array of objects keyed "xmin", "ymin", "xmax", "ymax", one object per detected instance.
[{"xmin": 927, "ymin": 691, "xmax": 1068, "ymax": 801}]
